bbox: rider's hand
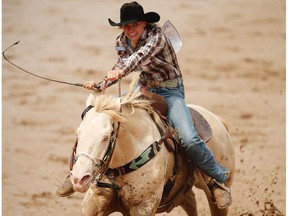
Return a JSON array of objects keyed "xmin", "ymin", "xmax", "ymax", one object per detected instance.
[
  {"xmin": 105, "ymin": 69, "xmax": 124, "ymax": 82},
  {"xmin": 83, "ymin": 80, "xmax": 101, "ymax": 92}
]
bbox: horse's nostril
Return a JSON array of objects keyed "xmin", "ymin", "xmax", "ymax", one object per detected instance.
[
  {"xmin": 81, "ymin": 174, "xmax": 92, "ymax": 185},
  {"xmin": 70, "ymin": 173, "xmax": 92, "ymax": 186}
]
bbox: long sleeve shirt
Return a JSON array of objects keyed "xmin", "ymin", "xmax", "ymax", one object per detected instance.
[{"xmin": 112, "ymin": 25, "xmax": 182, "ymax": 82}]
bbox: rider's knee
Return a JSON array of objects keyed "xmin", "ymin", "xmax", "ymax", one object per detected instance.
[{"xmin": 180, "ymin": 134, "xmax": 204, "ymax": 151}]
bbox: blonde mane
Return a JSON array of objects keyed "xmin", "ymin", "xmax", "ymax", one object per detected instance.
[{"xmin": 92, "ymin": 76, "xmax": 166, "ymax": 132}]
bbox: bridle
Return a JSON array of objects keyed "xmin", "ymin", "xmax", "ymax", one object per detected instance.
[
  {"xmin": 74, "ymin": 151, "xmax": 105, "ymax": 169},
  {"xmin": 73, "ymin": 104, "xmax": 121, "ymax": 183}
]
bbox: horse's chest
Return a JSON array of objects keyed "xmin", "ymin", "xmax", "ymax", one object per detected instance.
[
  {"xmin": 118, "ymin": 165, "xmax": 166, "ymax": 204},
  {"xmin": 119, "ymin": 181, "xmax": 161, "ymax": 213}
]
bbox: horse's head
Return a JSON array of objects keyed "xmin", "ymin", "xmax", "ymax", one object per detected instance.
[{"xmin": 70, "ymin": 94, "xmax": 126, "ymax": 193}]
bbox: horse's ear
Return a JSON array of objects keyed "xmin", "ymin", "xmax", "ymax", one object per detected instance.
[{"xmin": 86, "ymin": 94, "xmax": 95, "ymax": 107}]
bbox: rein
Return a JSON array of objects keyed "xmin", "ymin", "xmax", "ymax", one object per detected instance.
[
  {"xmin": 72, "ymin": 80, "xmax": 122, "ymax": 189},
  {"xmin": 95, "ymin": 79, "xmax": 122, "ymax": 181}
]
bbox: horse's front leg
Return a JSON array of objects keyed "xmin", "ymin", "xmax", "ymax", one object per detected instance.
[
  {"xmin": 120, "ymin": 175, "xmax": 165, "ymax": 216},
  {"xmin": 126, "ymin": 192, "xmax": 162, "ymax": 216},
  {"xmin": 180, "ymin": 189, "xmax": 198, "ymax": 216},
  {"xmin": 81, "ymin": 185, "xmax": 115, "ymax": 216},
  {"xmin": 207, "ymin": 196, "xmax": 228, "ymax": 216}
]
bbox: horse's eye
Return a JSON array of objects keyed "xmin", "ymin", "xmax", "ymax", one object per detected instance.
[{"xmin": 103, "ymin": 135, "xmax": 110, "ymax": 142}]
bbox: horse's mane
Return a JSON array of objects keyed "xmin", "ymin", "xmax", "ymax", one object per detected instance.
[{"xmin": 93, "ymin": 76, "xmax": 166, "ymax": 132}]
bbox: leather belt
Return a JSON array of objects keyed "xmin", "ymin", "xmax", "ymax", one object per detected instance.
[{"xmin": 141, "ymin": 77, "xmax": 183, "ymax": 89}]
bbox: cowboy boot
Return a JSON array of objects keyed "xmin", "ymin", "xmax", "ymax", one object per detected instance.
[
  {"xmin": 56, "ymin": 175, "xmax": 75, "ymax": 197},
  {"xmin": 208, "ymin": 179, "xmax": 232, "ymax": 209}
]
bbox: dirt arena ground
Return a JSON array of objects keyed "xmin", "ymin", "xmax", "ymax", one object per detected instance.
[{"xmin": 2, "ymin": 0, "xmax": 286, "ymax": 215}]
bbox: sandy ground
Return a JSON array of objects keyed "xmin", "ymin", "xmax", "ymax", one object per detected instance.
[{"xmin": 2, "ymin": 0, "xmax": 286, "ymax": 215}]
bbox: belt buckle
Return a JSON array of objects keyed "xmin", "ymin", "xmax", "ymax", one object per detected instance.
[{"xmin": 150, "ymin": 81, "xmax": 160, "ymax": 88}]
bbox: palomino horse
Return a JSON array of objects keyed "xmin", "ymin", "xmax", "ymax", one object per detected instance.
[{"xmin": 70, "ymin": 84, "xmax": 235, "ymax": 216}]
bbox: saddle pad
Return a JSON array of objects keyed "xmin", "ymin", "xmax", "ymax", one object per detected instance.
[{"xmin": 189, "ymin": 107, "xmax": 212, "ymax": 143}]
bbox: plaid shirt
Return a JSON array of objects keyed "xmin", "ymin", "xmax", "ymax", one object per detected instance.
[{"xmin": 112, "ymin": 26, "xmax": 182, "ymax": 82}]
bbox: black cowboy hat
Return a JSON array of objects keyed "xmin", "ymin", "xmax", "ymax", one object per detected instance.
[{"xmin": 108, "ymin": 1, "xmax": 160, "ymax": 27}]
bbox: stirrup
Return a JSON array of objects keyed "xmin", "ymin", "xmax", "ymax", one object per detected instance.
[{"xmin": 209, "ymin": 179, "xmax": 232, "ymax": 209}]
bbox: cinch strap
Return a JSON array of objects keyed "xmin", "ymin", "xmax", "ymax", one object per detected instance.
[{"xmin": 105, "ymin": 141, "xmax": 161, "ymax": 178}]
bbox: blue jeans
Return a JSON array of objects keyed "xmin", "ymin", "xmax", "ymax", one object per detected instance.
[{"xmin": 148, "ymin": 80, "xmax": 229, "ymax": 183}]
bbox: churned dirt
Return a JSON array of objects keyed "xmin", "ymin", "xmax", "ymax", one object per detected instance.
[{"xmin": 2, "ymin": 0, "xmax": 285, "ymax": 215}]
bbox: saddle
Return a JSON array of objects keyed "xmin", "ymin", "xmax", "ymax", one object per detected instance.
[{"xmin": 141, "ymin": 91, "xmax": 212, "ymax": 143}]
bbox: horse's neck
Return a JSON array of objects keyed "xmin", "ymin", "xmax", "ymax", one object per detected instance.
[{"xmin": 110, "ymin": 108, "xmax": 161, "ymax": 168}]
